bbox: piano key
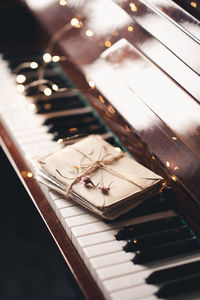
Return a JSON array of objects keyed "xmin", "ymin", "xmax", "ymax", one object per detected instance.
[
  {"xmin": 77, "ymin": 229, "xmax": 118, "ymax": 253},
  {"xmin": 133, "ymin": 237, "xmax": 200, "ymax": 264},
  {"xmin": 109, "ymin": 283, "xmax": 158, "ymax": 300},
  {"xmin": 146, "ymin": 260, "xmax": 200, "ymax": 284},
  {"xmin": 47, "ymin": 115, "xmax": 97, "ymax": 132},
  {"xmin": 83, "ymin": 240, "xmax": 126, "ymax": 261},
  {"xmin": 116, "ymin": 215, "xmax": 183, "ymax": 240},
  {"xmin": 63, "ymin": 214, "xmax": 101, "ymax": 240},
  {"xmin": 89, "ymin": 251, "xmax": 134, "ymax": 279},
  {"xmin": 71, "ymin": 211, "xmax": 174, "ymax": 249},
  {"xmin": 54, "ymin": 199, "xmax": 76, "ymax": 219},
  {"xmin": 124, "ymin": 226, "xmax": 192, "ymax": 252},
  {"xmin": 36, "ymin": 96, "xmax": 85, "ymax": 114},
  {"xmin": 52, "ymin": 124, "xmax": 106, "ymax": 141},
  {"xmin": 156, "ymin": 273, "xmax": 200, "ymax": 299}
]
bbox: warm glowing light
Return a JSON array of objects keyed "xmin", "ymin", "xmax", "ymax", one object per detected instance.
[
  {"xmin": 174, "ymin": 166, "xmax": 179, "ymax": 171},
  {"xmin": 128, "ymin": 25, "xmax": 134, "ymax": 32},
  {"xmin": 190, "ymin": 1, "xmax": 197, "ymax": 7},
  {"xmin": 21, "ymin": 171, "xmax": 27, "ymax": 177},
  {"xmin": 108, "ymin": 105, "xmax": 115, "ymax": 114},
  {"xmin": 43, "ymin": 53, "xmax": 52, "ymax": 63},
  {"xmin": 44, "ymin": 103, "xmax": 52, "ymax": 110},
  {"xmin": 104, "ymin": 40, "xmax": 112, "ymax": 47},
  {"xmin": 71, "ymin": 18, "xmax": 83, "ymax": 28},
  {"xmin": 43, "ymin": 87, "xmax": 52, "ymax": 96},
  {"xmin": 69, "ymin": 127, "xmax": 78, "ymax": 132},
  {"xmin": 129, "ymin": 2, "xmax": 138, "ymax": 12},
  {"xmin": 171, "ymin": 175, "xmax": 177, "ymax": 182},
  {"xmin": 28, "ymin": 103, "xmax": 36, "ymax": 111},
  {"xmin": 133, "ymin": 239, "xmax": 137, "ymax": 244},
  {"xmin": 115, "ymin": 147, "xmax": 121, "ymax": 152},
  {"xmin": 59, "ymin": 0, "xmax": 67, "ymax": 6},
  {"xmin": 152, "ymin": 155, "xmax": 156, "ymax": 160},
  {"xmin": 172, "ymin": 136, "xmax": 177, "ymax": 140},
  {"xmin": 27, "ymin": 172, "xmax": 33, "ymax": 178},
  {"xmin": 125, "ymin": 125, "xmax": 131, "ymax": 132},
  {"xmin": 166, "ymin": 161, "xmax": 170, "ymax": 167},
  {"xmin": 16, "ymin": 74, "xmax": 26, "ymax": 84},
  {"xmin": 52, "ymin": 55, "xmax": 60, "ymax": 62},
  {"xmin": 17, "ymin": 84, "xmax": 25, "ymax": 93},
  {"xmin": 52, "ymin": 84, "xmax": 59, "ymax": 91},
  {"xmin": 57, "ymin": 138, "xmax": 63, "ymax": 144},
  {"xmin": 99, "ymin": 95, "xmax": 105, "ymax": 103},
  {"xmin": 88, "ymin": 81, "xmax": 95, "ymax": 89},
  {"xmin": 30, "ymin": 61, "xmax": 38, "ymax": 69},
  {"xmin": 86, "ymin": 29, "xmax": 94, "ymax": 37}
]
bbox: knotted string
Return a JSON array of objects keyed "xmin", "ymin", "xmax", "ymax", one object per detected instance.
[{"xmin": 55, "ymin": 146, "xmax": 157, "ymax": 198}]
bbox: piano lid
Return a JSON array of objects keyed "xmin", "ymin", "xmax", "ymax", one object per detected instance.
[{"xmin": 21, "ymin": 0, "xmax": 200, "ymax": 206}]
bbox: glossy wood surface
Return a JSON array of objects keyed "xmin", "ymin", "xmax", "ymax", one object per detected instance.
[{"xmin": 21, "ymin": 0, "xmax": 200, "ymax": 200}]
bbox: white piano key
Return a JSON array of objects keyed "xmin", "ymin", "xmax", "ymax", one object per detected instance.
[
  {"xmin": 102, "ymin": 270, "xmax": 150, "ymax": 294},
  {"xmin": 54, "ymin": 198, "xmax": 76, "ymax": 218},
  {"xmin": 77, "ymin": 229, "xmax": 118, "ymax": 254},
  {"xmin": 89, "ymin": 251, "xmax": 133, "ymax": 279},
  {"xmin": 71, "ymin": 221, "xmax": 117, "ymax": 248},
  {"xmin": 60, "ymin": 206, "xmax": 87, "ymax": 224},
  {"xmin": 63, "ymin": 214, "xmax": 101, "ymax": 240},
  {"xmin": 96, "ymin": 261, "xmax": 144, "ymax": 282},
  {"xmin": 83, "ymin": 240, "xmax": 126, "ymax": 261},
  {"xmin": 109, "ymin": 284, "xmax": 158, "ymax": 300}
]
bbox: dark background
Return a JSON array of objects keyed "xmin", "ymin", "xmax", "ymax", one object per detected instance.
[{"xmin": 0, "ymin": 146, "xmax": 85, "ymax": 300}]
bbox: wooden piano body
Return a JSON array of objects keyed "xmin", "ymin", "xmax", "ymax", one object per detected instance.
[{"xmin": 0, "ymin": 0, "xmax": 200, "ymax": 299}]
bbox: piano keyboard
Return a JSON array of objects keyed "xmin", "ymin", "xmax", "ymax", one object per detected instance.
[{"xmin": 0, "ymin": 52, "xmax": 200, "ymax": 300}]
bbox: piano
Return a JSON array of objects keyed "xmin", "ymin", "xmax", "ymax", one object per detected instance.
[{"xmin": 0, "ymin": 0, "xmax": 200, "ymax": 299}]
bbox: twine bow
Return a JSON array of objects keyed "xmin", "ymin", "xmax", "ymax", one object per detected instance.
[{"xmin": 56, "ymin": 146, "xmax": 148, "ymax": 197}]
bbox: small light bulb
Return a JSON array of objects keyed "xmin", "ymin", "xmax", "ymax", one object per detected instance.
[
  {"xmin": 52, "ymin": 84, "xmax": 59, "ymax": 91},
  {"xmin": 190, "ymin": 1, "xmax": 197, "ymax": 7},
  {"xmin": 71, "ymin": 18, "xmax": 83, "ymax": 28},
  {"xmin": 52, "ymin": 55, "xmax": 60, "ymax": 62},
  {"xmin": 28, "ymin": 103, "xmax": 36, "ymax": 111},
  {"xmin": 115, "ymin": 147, "xmax": 121, "ymax": 152},
  {"xmin": 166, "ymin": 161, "xmax": 170, "ymax": 167},
  {"xmin": 129, "ymin": 2, "xmax": 138, "ymax": 12},
  {"xmin": 128, "ymin": 25, "xmax": 134, "ymax": 32},
  {"xmin": 43, "ymin": 87, "xmax": 52, "ymax": 96},
  {"xmin": 86, "ymin": 29, "xmax": 94, "ymax": 37},
  {"xmin": 88, "ymin": 80, "xmax": 95, "ymax": 89},
  {"xmin": 16, "ymin": 74, "xmax": 26, "ymax": 84},
  {"xmin": 59, "ymin": 0, "xmax": 67, "ymax": 6},
  {"xmin": 27, "ymin": 172, "xmax": 33, "ymax": 178},
  {"xmin": 104, "ymin": 40, "xmax": 112, "ymax": 47},
  {"xmin": 43, "ymin": 53, "xmax": 52, "ymax": 63},
  {"xmin": 17, "ymin": 84, "xmax": 25, "ymax": 93},
  {"xmin": 30, "ymin": 62, "xmax": 38, "ymax": 69},
  {"xmin": 57, "ymin": 138, "xmax": 63, "ymax": 144},
  {"xmin": 171, "ymin": 175, "xmax": 177, "ymax": 182}
]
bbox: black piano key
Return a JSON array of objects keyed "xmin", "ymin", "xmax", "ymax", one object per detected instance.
[
  {"xmin": 115, "ymin": 215, "xmax": 183, "ymax": 240},
  {"xmin": 8, "ymin": 54, "xmax": 43, "ymax": 70},
  {"xmin": 133, "ymin": 237, "xmax": 200, "ymax": 265},
  {"xmin": 124, "ymin": 226, "xmax": 191, "ymax": 252},
  {"xmin": 44, "ymin": 112, "xmax": 93, "ymax": 126},
  {"xmin": 48, "ymin": 117, "xmax": 97, "ymax": 133},
  {"xmin": 52, "ymin": 124, "xmax": 106, "ymax": 141},
  {"xmin": 36, "ymin": 96, "xmax": 85, "ymax": 113},
  {"xmin": 156, "ymin": 273, "xmax": 200, "ymax": 299},
  {"xmin": 146, "ymin": 260, "xmax": 200, "ymax": 284}
]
